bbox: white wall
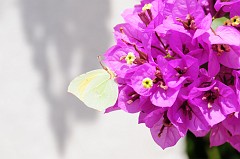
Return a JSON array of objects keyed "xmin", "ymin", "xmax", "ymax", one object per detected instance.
[{"xmin": 0, "ymin": 0, "xmax": 188, "ymax": 159}]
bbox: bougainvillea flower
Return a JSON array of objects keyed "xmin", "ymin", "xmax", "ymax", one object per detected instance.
[
  {"xmin": 92, "ymin": 0, "xmax": 240, "ymax": 152},
  {"xmin": 158, "ymin": 55, "xmax": 199, "ymax": 88},
  {"xmin": 151, "ymin": 57, "xmax": 181, "ymax": 107},
  {"xmin": 210, "ymin": 113, "xmax": 240, "ymax": 150},
  {"xmin": 138, "ymin": 97, "xmax": 156, "ymax": 124},
  {"xmin": 118, "ymin": 85, "xmax": 145, "ymax": 113},
  {"xmin": 193, "ymin": 13, "xmax": 212, "ymax": 38},
  {"xmin": 114, "ymin": 23, "xmax": 144, "ymax": 48},
  {"xmin": 210, "ymin": 122, "xmax": 230, "ymax": 147},
  {"xmin": 189, "ymin": 79, "xmax": 239, "ymax": 126},
  {"xmin": 142, "ymin": 107, "xmax": 165, "ymax": 128},
  {"xmin": 233, "ymin": 70, "xmax": 240, "ymax": 105},
  {"xmin": 222, "ymin": 113, "xmax": 240, "ymax": 136},
  {"xmin": 172, "ymin": 0, "xmax": 205, "ymax": 31},
  {"xmin": 150, "ymin": 111, "xmax": 184, "ymax": 149},
  {"xmin": 214, "ymin": 0, "xmax": 240, "ymax": 14},
  {"xmin": 168, "ymin": 98, "xmax": 210, "ymax": 136},
  {"xmin": 208, "ymin": 26, "xmax": 240, "ymax": 76},
  {"xmin": 104, "ymin": 45, "xmax": 139, "ymax": 78},
  {"xmin": 122, "ymin": 0, "xmax": 164, "ymax": 31},
  {"xmin": 229, "ymin": 135, "xmax": 240, "ymax": 152},
  {"xmin": 228, "ymin": 2, "xmax": 240, "ymax": 18},
  {"xmin": 130, "ymin": 63, "xmax": 157, "ymax": 96}
]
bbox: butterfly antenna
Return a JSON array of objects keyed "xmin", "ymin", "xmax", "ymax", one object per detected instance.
[
  {"xmin": 98, "ymin": 55, "xmax": 115, "ymax": 79},
  {"xmin": 97, "ymin": 56, "xmax": 108, "ymax": 71}
]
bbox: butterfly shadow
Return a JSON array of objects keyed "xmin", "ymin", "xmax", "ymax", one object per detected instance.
[{"xmin": 19, "ymin": 0, "xmax": 111, "ymax": 154}]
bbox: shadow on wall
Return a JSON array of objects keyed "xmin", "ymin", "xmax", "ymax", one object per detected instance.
[{"xmin": 20, "ymin": 0, "xmax": 111, "ymax": 154}]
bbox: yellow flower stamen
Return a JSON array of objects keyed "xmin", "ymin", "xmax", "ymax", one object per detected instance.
[
  {"xmin": 142, "ymin": 3, "xmax": 152, "ymax": 11},
  {"xmin": 164, "ymin": 53, "xmax": 174, "ymax": 59},
  {"xmin": 142, "ymin": 77, "xmax": 153, "ymax": 89},
  {"xmin": 125, "ymin": 52, "xmax": 136, "ymax": 65},
  {"xmin": 230, "ymin": 16, "xmax": 240, "ymax": 26},
  {"xmin": 224, "ymin": 19, "xmax": 232, "ymax": 26}
]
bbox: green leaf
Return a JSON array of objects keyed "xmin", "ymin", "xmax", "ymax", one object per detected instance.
[
  {"xmin": 211, "ymin": 17, "xmax": 229, "ymax": 30},
  {"xmin": 207, "ymin": 147, "xmax": 221, "ymax": 159}
]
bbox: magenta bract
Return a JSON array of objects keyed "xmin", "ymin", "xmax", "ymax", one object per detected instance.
[{"xmin": 102, "ymin": 0, "xmax": 240, "ymax": 151}]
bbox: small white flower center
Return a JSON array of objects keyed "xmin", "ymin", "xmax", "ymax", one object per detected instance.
[
  {"xmin": 125, "ymin": 52, "xmax": 136, "ymax": 65},
  {"xmin": 142, "ymin": 77, "xmax": 153, "ymax": 89},
  {"xmin": 142, "ymin": 3, "xmax": 152, "ymax": 11}
]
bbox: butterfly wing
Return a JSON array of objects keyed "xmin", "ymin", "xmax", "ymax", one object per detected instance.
[
  {"xmin": 68, "ymin": 69, "xmax": 118, "ymax": 111},
  {"xmin": 68, "ymin": 69, "xmax": 107, "ymax": 100},
  {"xmin": 82, "ymin": 75, "xmax": 118, "ymax": 111}
]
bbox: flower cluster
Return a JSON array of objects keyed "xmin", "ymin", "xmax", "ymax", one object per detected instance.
[{"xmin": 103, "ymin": 0, "xmax": 240, "ymax": 150}]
